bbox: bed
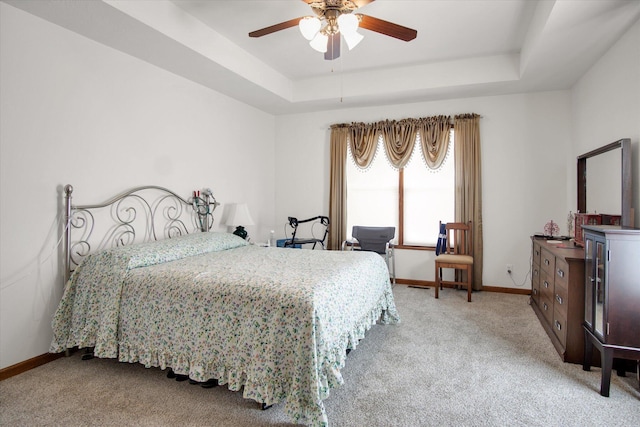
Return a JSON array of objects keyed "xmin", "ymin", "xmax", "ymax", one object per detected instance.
[{"xmin": 50, "ymin": 185, "xmax": 400, "ymax": 426}]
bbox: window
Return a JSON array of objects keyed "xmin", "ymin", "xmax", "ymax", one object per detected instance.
[{"xmin": 346, "ymin": 130, "xmax": 454, "ymax": 247}]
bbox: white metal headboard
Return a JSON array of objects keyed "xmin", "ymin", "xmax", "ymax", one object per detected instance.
[{"xmin": 62, "ymin": 184, "xmax": 219, "ymax": 284}]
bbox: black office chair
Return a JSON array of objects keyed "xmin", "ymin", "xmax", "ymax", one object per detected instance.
[
  {"xmin": 342, "ymin": 226, "xmax": 396, "ymax": 285},
  {"xmin": 284, "ymin": 216, "xmax": 330, "ymax": 249}
]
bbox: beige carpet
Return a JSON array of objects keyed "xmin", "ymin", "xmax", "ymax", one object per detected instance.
[{"xmin": 2, "ymin": 285, "xmax": 639, "ymax": 426}]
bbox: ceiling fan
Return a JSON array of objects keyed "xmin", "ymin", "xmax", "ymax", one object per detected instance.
[{"xmin": 248, "ymin": 0, "xmax": 417, "ymax": 61}]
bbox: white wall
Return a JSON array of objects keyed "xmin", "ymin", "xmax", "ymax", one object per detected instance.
[
  {"xmin": 0, "ymin": 3, "xmax": 276, "ymax": 369},
  {"xmin": 570, "ymin": 19, "xmax": 640, "ymax": 227},
  {"xmin": 275, "ymin": 91, "xmax": 572, "ymax": 288}
]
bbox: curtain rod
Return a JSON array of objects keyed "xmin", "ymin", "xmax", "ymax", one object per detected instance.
[{"xmin": 328, "ymin": 113, "xmax": 481, "ymax": 130}]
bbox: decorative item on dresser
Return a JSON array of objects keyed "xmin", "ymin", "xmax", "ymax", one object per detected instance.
[
  {"xmin": 543, "ymin": 220, "xmax": 560, "ymax": 237},
  {"xmin": 530, "ymin": 237, "xmax": 586, "ymax": 364},
  {"xmin": 582, "ymin": 225, "xmax": 640, "ymax": 397},
  {"xmin": 574, "ymin": 213, "xmax": 602, "ymax": 247},
  {"xmin": 573, "ymin": 213, "xmax": 622, "ymax": 247}
]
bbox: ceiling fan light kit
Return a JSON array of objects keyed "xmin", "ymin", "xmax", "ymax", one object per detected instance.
[
  {"xmin": 337, "ymin": 13, "xmax": 359, "ymax": 34},
  {"xmin": 310, "ymin": 32, "xmax": 329, "ymax": 53},
  {"xmin": 342, "ymin": 28, "xmax": 364, "ymax": 50},
  {"xmin": 304, "ymin": 11, "xmax": 361, "ymax": 53},
  {"xmin": 299, "ymin": 16, "xmax": 321, "ymax": 40},
  {"xmin": 249, "ymin": 0, "xmax": 417, "ymax": 61}
]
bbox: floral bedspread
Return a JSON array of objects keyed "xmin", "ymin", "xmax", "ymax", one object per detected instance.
[{"xmin": 50, "ymin": 232, "xmax": 400, "ymax": 426}]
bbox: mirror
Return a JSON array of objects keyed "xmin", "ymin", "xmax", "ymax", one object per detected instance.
[
  {"xmin": 577, "ymin": 138, "xmax": 633, "ymax": 227},
  {"xmin": 586, "ymin": 149, "xmax": 621, "ymax": 214}
]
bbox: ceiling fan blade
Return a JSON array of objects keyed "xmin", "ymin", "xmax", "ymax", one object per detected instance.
[
  {"xmin": 325, "ymin": 33, "xmax": 341, "ymax": 60},
  {"xmin": 249, "ymin": 17, "xmax": 303, "ymax": 38},
  {"xmin": 357, "ymin": 14, "xmax": 417, "ymax": 41}
]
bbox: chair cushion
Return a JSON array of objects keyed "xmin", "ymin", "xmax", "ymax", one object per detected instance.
[{"xmin": 435, "ymin": 254, "xmax": 474, "ymax": 265}]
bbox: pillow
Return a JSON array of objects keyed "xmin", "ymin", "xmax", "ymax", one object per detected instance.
[{"xmin": 125, "ymin": 232, "xmax": 248, "ymax": 269}]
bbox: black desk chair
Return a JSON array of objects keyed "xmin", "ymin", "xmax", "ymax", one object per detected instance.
[
  {"xmin": 342, "ymin": 226, "xmax": 396, "ymax": 285},
  {"xmin": 284, "ymin": 216, "xmax": 330, "ymax": 249}
]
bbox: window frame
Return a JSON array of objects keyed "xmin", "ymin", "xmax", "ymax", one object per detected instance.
[{"xmin": 347, "ymin": 126, "xmax": 454, "ymax": 251}]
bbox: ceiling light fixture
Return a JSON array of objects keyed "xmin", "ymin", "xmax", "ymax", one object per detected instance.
[
  {"xmin": 309, "ymin": 31, "xmax": 329, "ymax": 53},
  {"xmin": 299, "ymin": 9, "xmax": 363, "ymax": 54},
  {"xmin": 299, "ymin": 16, "xmax": 321, "ymax": 40},
  {"xmin": 249, "ymin": 0, "xmax": 417, "ymax": 62}
]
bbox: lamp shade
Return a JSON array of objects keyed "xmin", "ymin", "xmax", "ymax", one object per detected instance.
[
  {"xmin": 221, "ymin": 203, "xmax": 254, "ymax": 239},
  {"xmin": 221, "ymin": 203, "xmax": 255, "ymax": 227}
]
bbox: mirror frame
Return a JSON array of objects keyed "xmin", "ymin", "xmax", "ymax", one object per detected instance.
[{"xmin": 577, "ymin": 138, "xmax": 632, "ymax": 227}]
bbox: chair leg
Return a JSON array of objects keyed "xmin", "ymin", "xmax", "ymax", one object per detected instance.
[
  {"xmin": 435, "ymin": 264, "xmax": 440, "ymax": 299},
  {"xmin": 467, "ymin": 265, "xmax": 473, "ymax": 302},
  {"xmin": 391, "ymin": 251, "xmax": 396, "ymax": 286},
  {"xmin": 389, "ymin": 253, "xmax": 397, "ymax": 286},
  {"xmin": 385, "ymin": 253, "xmax": 396, "ymax": 286}
]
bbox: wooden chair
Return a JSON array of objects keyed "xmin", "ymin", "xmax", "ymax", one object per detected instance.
[{"xmin": 435, "ymin": 221, "xmax": 474, "ymax": 302}]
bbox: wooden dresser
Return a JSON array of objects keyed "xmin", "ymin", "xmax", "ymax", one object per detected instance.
[{"xmin": 531, "ymin": 237, "xmax": 585, "ymax": 364}]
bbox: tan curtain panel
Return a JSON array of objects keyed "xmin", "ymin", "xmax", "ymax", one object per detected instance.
[
  {"xmin": 454, "ymin": 113, "xmax": 483, "ymax": 290},
  {"xmin": 418, "ymin": 115, "xmax": 451, "ymax": 170},
  {"xmin": 379, "ymin": 119, "xmax": 418, "ymax": 169},
  {"xmin": 349, "ymin": 122, "xmax": 379, "ymax": 169},
  {"xmin": 328, "ymin": 125, "xmax": 349, "ymax": 250}
]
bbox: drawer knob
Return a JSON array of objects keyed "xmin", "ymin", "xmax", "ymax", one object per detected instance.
[
  {"xmin": 555, "ymin": 294, "xmax": 563, "ymax": 304},
  {"xmin": 544, "ymin": 281, "xmax": 549, "ymax": 288},
  {"xmin": 544, "ymin": 259, "xmax": 550, "ymax": 265},
  {"xmin": 543, "ymin": 302, "xmax": 548, "ymax": 311},
  {"xmin": 557, "ymin": 269, "xmax": 564, "ymax": 278},
  {"xmin": 555, "ymin": 320, "xmax": 562, "ymax": 331},
  {"xmin": 533, "ymin": 288, "xmax": 538, "ymax": 295}
]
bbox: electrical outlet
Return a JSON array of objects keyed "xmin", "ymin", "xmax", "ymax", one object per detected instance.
[{"xmin": 506, "ymin": 264, "xmax": 513, "ymax": 274}]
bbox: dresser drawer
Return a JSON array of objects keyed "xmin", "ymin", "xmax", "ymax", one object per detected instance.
[
  {"xmin": 555, "ymin": 257, "xmax": 569, "ymax": 289},
  {"xmin": 531, "ymin": 270, "xmax": 540, "ymax": 305},
  {"xmin": 531, "ymin": 265, "xmax": 540, "ymax": 305},
  {"xmin": 554, "ymin": 280, "xmax": 568, "ymax": 315},
  {"xmin": 539, "ymin": 269, "xmax": 554, "ymax": 301},
  {"xmin": 539, "ymin": 294, "xmax": 554, "ymax": 325},
  {"xmin": 533, "ymin": 242, "xmax": 541, "ymax": 267},
  {"xmin": 540, "ymin": 248, "xmax": 555, "ymax": 276},
  {"xmin": 553, "ymin": 307, "xmax": 567, "ymax": 347}
]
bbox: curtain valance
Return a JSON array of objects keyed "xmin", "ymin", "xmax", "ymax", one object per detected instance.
[{"xmin": 334, "ymin": 115, "xmax": 454, "ymax": 170}]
